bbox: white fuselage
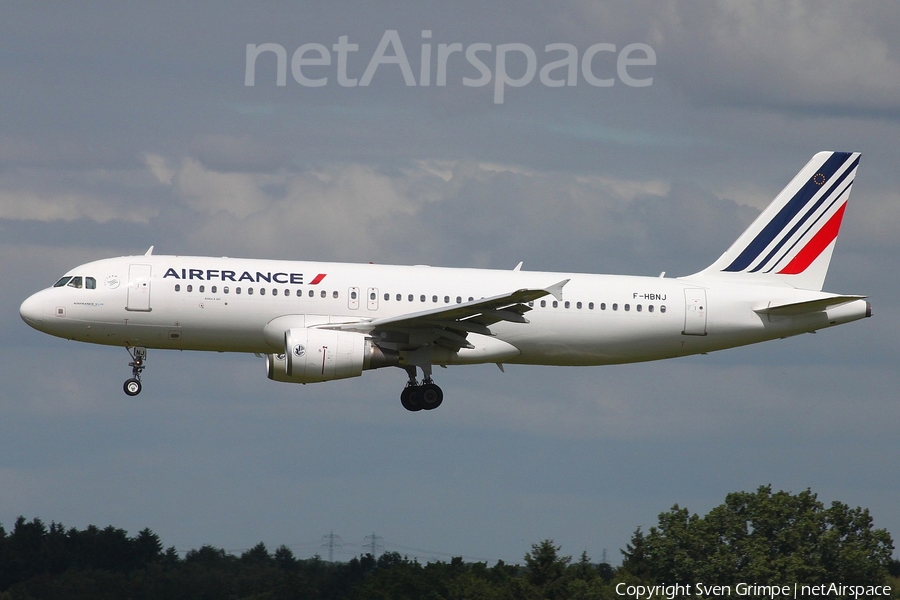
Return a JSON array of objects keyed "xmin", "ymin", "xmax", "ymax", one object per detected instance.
[{"xmin": 19, "ymin": 254, "xmax": 869, "ymax": 367}]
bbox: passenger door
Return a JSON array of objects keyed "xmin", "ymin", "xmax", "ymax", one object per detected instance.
[
  {"xmin": 126, "ymin": 264, "xmax": 152, "ymax": 312},
  {"xmin": 682, "ymin": 288, "xmax": 707, "ymax": 336}
]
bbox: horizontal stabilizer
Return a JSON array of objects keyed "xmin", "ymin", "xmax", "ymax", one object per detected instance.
[{"xmin": 754, "ymin": 295, "xmax": 866, "ymax": 316}]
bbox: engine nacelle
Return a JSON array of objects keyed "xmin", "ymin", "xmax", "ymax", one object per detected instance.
[{"xmin": 266, "ymin": 328, "xmax": 397, "ymax": 383}]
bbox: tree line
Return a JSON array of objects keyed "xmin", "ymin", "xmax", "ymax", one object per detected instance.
[{"xmin": 0, "ymin": 486, "xmax": 897, "ymax": 599}]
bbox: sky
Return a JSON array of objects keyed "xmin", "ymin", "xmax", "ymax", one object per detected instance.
[{"xmin": 2, "ymin": 1, "xmax": 899, "ymax": 565}]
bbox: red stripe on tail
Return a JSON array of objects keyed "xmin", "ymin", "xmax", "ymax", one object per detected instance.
[{"xmin": 778, "ymin": 203, "xmax": 847, "ymax": 275}]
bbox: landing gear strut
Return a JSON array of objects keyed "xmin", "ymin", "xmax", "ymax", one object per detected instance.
[
  {"xmin": 399, "ymin": 365, "xmax": 443, "ymax": 412},
  {"xmin": 123, "ymin": 347, "xmax": 147, "ymax": 396}
]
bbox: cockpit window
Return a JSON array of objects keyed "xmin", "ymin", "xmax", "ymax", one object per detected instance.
[{"xmin": 53, "ymin": 275, "xmax": 96, "ymax": 289}]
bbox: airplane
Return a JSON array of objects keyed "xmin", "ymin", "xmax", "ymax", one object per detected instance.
[{"xmin": 19, "ymin": 151, "xmax": 870, "ymax": 412}]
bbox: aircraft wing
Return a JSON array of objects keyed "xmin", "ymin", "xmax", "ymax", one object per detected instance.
[{"xmin": 324, "ymin": 279, "xmax": 569, "ymax": 351}]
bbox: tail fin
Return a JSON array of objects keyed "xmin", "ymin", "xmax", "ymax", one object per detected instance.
[{"xmin": 690, "ymin": 151, "xmax": 860, "ymax": 290}]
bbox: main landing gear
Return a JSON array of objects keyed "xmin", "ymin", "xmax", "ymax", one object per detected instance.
[
  {"xmin": 123, "ymin": 346, "xmax": 147, "ymax": 396},
  {"xmin": 399, "ymin": 365, "xmax": 443, "ymax": 412}
]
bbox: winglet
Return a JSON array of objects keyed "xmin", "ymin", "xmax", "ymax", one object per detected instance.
[
  {"xmin": 513, "ymin": 261, "xmax": 523, "ymax": 272},
  {"xmin": 145, "ymin": 246, "xmax": 155, "ymax": 256},
  {"xmin": 545, "ymin": 279, "xmax": 570, "ymax": 301}
]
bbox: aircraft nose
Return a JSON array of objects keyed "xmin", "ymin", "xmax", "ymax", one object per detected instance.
[{"xmin": 19, "ymin": 293, "xmax": 45, "ymax": 330}]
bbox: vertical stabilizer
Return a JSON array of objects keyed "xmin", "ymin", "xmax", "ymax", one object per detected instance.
[{"xmin": 690, "ymin": 151, "xmax": 860, "ymax": 290}]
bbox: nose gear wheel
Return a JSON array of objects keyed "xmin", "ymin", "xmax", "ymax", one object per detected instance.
[{"xmin": 124, "ymin": 347, "xmax": 147, "ymax": 397}]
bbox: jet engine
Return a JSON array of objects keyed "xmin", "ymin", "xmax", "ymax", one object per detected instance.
[{"xmin": 266, "ymin": 327, "xmax": 397, "ymax": 383}]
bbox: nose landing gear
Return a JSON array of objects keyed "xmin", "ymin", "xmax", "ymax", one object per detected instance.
[{"xmin": 123, "ymin": 347, "xmax": 147, "ymax": 396}]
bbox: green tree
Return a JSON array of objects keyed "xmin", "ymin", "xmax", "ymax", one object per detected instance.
[
  {"xmin": 240, "ymin": 541, "xmax": 273, "ymax": 566},
  {"xmin": 523, "ymin": 539, "xmax": 571, "ymax": 599},
  {"xmin": 620, "ymin": 485, "xmax": 895, "ymax": 585}
]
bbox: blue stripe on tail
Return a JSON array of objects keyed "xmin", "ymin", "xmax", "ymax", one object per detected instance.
[
  {"xmin": 750, "ymin": 155, "xmax": 858, "ymax": 273},
  {"xmin": 724, "ymin": 152, "xmax": 853, "ymax": 272}
]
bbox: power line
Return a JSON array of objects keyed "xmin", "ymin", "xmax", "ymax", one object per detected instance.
[
  {"xmin": 383, "ymin": 541, "xmax": 494, "ymax": 563},
  {"xmin": 363, "ymin": 532, "xmax": 384, "ymax": 557}
]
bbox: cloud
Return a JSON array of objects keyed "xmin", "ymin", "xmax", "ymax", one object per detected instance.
[
  {"xmin": 575, "ymin": 2, "xmax": 900, "ymax": 116},
  {"xmin": 129, "ymin": 153, "xmax": 760, "ymax": 274}
]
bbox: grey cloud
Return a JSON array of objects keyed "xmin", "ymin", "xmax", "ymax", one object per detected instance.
[{"xmin": 654, "ymin": 3, "xmax": 900, "ymax": 116}]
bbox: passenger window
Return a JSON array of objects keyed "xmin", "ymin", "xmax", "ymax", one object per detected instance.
[
  {"xmin": 175, "ymin": 284, "xmax": 181, "ymax": 292},
  {"xmin": 333, "ymin": 291, "xmax": 339, "ymax": 298},
  {"xmin": 54, "ymin": 277, "xmax": 72, "ymax": 287},
  {"xmin": 187, "ymin": 285, "xmax": 193, "ymax": 292},
  {"xmin": 397, "ymin": 294, "xmax": 402, "ymax": 301},
  {"xmin": 408, "ymin": 294, "xmax": 413, "ymax": 302},
  {"xmin": 236, "ymin": 287, "xmax": 242, "ymax": 294},
  {"xmin": 86, "ymin": 277, "xmax": 96, "ymax": 289},
  {"xmin": 624, "ymin": 304, "xmax": 630, "ymax": 311},
  {"xmin": 284, "ymin": 289, "xmax": 289, "ymax": 297},
  {"xmin": 456, "ymin": 296, "xmax": 462, "ymax": 304},
  {"xmin": 296, "ymin": 289, "xmax": 301, "ymax": 297},
  {"xmin": 309, "ymin": 290, "xmax": 314, "ymax": 297},
  {"xmin": 351, "ymin": 291, "xmax": 358, "ymax": 300},
  {"xmin": 636, "ymin": 304, "xmax": 642, "ymax": 312},
  {"xmin": 648, "ymin": 305, "xmax": 654, "ymax": 313},
  {"xmin": 200, "ymin": 285, "xmax": 205, "ymax": 293},
  {"xmin": 468, "ymin": 297, "xmax": 474, "ymax": 302},
  {"xmin": 564, "ymin": 301, "xmax": 570, "ymax": 308},
  {"xmin": 576, "ymin": 301, "xmax": 582, "ymax": 309},
  {"xmin": 540, "ymin": 300, "xmax": 546, "ymax": 308},
  {"xmin": 443, "ymin": 295, "xmax": 449, "ymax": 303},
  {"xmin": 432, "ymin": 295, "xmax": 438, "ymax": 303},
  {"xmin": 211, "ymin": 286, "xmax": 217, "ymax": 294},
  {"xmin": 384, "ymin": 293, "xmax": 389, "ymax": 301},
  {"xmin": 321, "ymin": 290, "xmax": 326, "ymax": 298},
  {"xmin": 67, "ymin": 277, "xmax": 83, "ymax": 289},
  {"xmin": 552, "ymin": 301, "xmax": 558, "ymax": 308},
  {"xmin": 248, "ymin": 288, "xmax": 254, "ymax": 295},
  {"xmin": 260, "ymin": 288, "xmax": 265, "ymax": 296},
  {"xmin": 420, "ymin": 295, "xmax": 426, "ymax": 302},
  {"xmin": 612, "ymin": 303, "xmax": 618, "ymax": 311},
  {"xmin": 589, "ymin": 302, "xmax": 594, "ymax": 310},
  {"xmin": 660, "ymin": 305, "xmax": 667, "ymax": 313},
  {"xmin": 224, "ymin": 287, "xmax": 230, "ymax": 294},
  {"xmin": 371, "ymin": 292, "xmax": 377, "ymax": 300}
]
